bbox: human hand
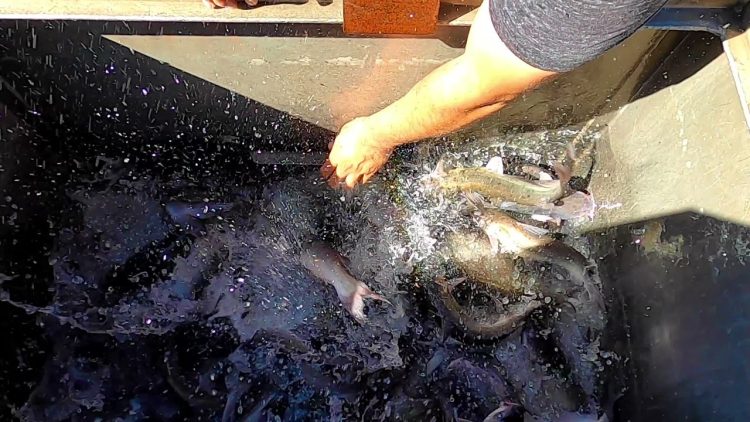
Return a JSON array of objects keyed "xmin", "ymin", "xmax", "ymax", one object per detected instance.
[
  {"xmin": 321, "ymin": 117, "xmax": 394, "ymax": 190},
  {"xmin": 203, "ymin": 0, "xmax": 258, "ymax": 8}
]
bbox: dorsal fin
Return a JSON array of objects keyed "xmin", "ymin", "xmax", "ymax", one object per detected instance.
[{"xmin": 485, "ymin": 156, "xmax": 505, "ymax": 175}]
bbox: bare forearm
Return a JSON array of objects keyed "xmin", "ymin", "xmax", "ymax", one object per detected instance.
[
  {"xmin": 364, "ymin": 0, "xmax": 556, "ymax": 151},
  {"xmin": 368, "ymin": 54, "xmax": 522, "ymax": 149},
  {"xmin": 322, "ymin": 0, "xmax": 558, "ymax": 189}
]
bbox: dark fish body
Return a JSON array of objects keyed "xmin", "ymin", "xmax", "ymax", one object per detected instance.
[
  {"xmin": 165, "ymin": 201, "xmax": 234, "ymax": 225},
  {"xmin": 299, "ymin": 241, "xmax": 390, "ymax": 322},
  {"xmin": 494, "ymin": 328, "xmax": 585, "ymax": 418},
  {"xmin": 549, "ymin": 307, "xmax": 603, "ymax": 413},
  {"xmin": 437, "ymin": 358, "xmax": 515, "ymax": 420},
  {"xmin": 431, "ymin": 276, "xmax": 542, "ymax": 340},
  {"xmin": 437, "ymin": 167, "xmax": 564, "ymax": 206}
]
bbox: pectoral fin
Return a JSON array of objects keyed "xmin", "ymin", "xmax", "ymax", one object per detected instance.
[
  {"xmin": 485, "ymin": 156, "xmax": 505, "ymax": 175},
  {"xmin": 517, "ymin": 222, "xmax": 550, "ymax": 237}
]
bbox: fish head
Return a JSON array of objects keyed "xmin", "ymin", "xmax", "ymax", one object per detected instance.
[{"xmin": 479, "ymin": 209, "xmax": 551, "ymax": 254}]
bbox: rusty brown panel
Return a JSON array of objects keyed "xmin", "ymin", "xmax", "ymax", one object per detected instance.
[{"xmin": 342, "ymin": 0, "xmax": 441, "ymax": 35}]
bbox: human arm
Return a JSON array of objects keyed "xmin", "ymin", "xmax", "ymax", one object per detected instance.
[
  {"xmin": 322, "ymin": 0, "xmax": 556, "ymax": 188},
  {"xmin": 323, "ymin": 0, "xmax": 668, "ymax": 189}
]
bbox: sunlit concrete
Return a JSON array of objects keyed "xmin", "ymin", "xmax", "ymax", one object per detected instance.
[
  {"xmin": 580, "ymin": 34, "xmax": 750, "ymax": 232},
  {"xmin": 106, "ymin": 29, "xmax": 675, "ymax": 132}
]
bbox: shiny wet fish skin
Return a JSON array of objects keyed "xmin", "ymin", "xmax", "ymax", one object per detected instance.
[
  {"xmin": 428, "ymin": 159, "xmax": 565, "ymax": 207},
  {"xmin": 463, "ymin": 192, "xmax": 552, "ymax": 255},
  {"xmin": 299, "ymin": 241, "xmax": 390, "ymax": 322},
  {"xmin": 498, "ymin": 191, "xmax": 597, "ymax": 222},
  {"xmin": 443, "ymin": 230, "xmax": 527, "ymax": 296},
  {"xmin": 467, "ymin": 192, "xmax": 605, "ymax": 323},
  {"xmin": 432, "ymin": 275, "xmax": 542, "ymax": 339}
]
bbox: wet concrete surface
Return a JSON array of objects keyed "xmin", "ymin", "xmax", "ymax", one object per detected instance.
[{"xmin": 103, "ymin": 24, "xmax": 679, "ymax": 132}]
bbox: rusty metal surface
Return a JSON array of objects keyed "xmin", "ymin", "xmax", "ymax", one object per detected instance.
[{"xmin": 343, "ymin": 0, "xmax": 440, "ymax": 35}]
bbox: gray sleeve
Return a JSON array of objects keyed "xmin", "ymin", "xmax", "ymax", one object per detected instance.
[{"xmin": 489, "ymin": 0, "xmax": 667, "ymax": 72}]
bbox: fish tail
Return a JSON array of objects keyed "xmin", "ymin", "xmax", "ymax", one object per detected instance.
[
  {"xmin": 365, "ymin": 288, "xmax": 392, "ymax": 306},
  {"xmin": 340, "ymin": 292, "xmax": 367, "ymax": 323},
  {"xmin": 553, "ymin": 161, "xmax": 572, "ymax": 188},
  {"xmin": 421, "ymin": 158, "xmax": 448, "ymax": 189},
  {"xmin": 433, "ymin": 158, "xmax": 447, "ymax": 177}
]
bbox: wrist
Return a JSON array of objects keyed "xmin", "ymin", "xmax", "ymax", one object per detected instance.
[{"xmin": 363, "ymin": 112, "xmax": 409, "ymax": 151}]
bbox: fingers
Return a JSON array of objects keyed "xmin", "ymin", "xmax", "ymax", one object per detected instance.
[
  {"xmin": 326, "ymin": 173, "xmax": 342, "ymax": 189},
  {"xmin": 321, "ymin": 161, "xmax": 369, "ymax": 190},
  {"xmin": 345, "ymin": 173, "xmax": 360, "ymax": 189},
  {"xmin": 320, "ymin": 159, "xmax": 335, "ymax": 180}
]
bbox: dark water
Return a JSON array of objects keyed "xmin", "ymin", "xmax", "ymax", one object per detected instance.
[{"xmin": 0, "ymin": 100, "xmax": 615, "ymax": 422}]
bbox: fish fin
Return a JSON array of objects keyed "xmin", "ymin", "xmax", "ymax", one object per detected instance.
[
  {"xmin": 342, "ymin": 281, "xmax": 390, "ymax": 322},
  {"xmin": 422, "ymin": 158, "xmax": 448, "ymax": 189},
  {"xmin": 517, "ymin": 222, "xmax": 549, "ymax": 237},
  {"xmin": 461, "ymin": 191, "xmax": 488, "ymax": 211},
  {"xmin": 336, "ymin": 253, "xmax": 352, "ymax": 270},
  {"xmin": 488, "ymin": 234, "xmax": 501, "ymax": 254},
  {"xmin": 553, "ymin": 161, "xmax": 572, "ymax": 188},
  {"xmin": 520, "ymin": 164, "xmax": 552, "ymax": 181},
  {"xmin": 436, "ymin": 276, "xmax": 466, "ymax": 293},
  {"xmin": 531, "ymin": 214, "xmax": 553, "ymax": 223},
  {"xmin": 366, "ymin": 289, "xmax": 392, "ymax": 306},
  {"xmin": 433, "ymin": 158, "xmax": 448, "ymax": 177},
  {"xmin": 485, "ymin": 156, "xmax": 505, "ymax": 175}
]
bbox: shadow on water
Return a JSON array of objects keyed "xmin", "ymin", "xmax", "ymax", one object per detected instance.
[{"xmin": 599, "ymin": 213, "xmax": 750, "ymax": 422}]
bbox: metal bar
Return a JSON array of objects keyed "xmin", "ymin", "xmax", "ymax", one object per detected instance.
[{"xmin": 643, "ymin": 6, "xmax": 742, "ymax": 38}]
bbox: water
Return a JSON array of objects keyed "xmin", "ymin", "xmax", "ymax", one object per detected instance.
[
  {"xmin": 0, "ymin": 120, "xmax": 615, "ymax": 420},
  {"xmin": 0, "ymin": 18, "xmax": 616, "ymax": 418}
]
